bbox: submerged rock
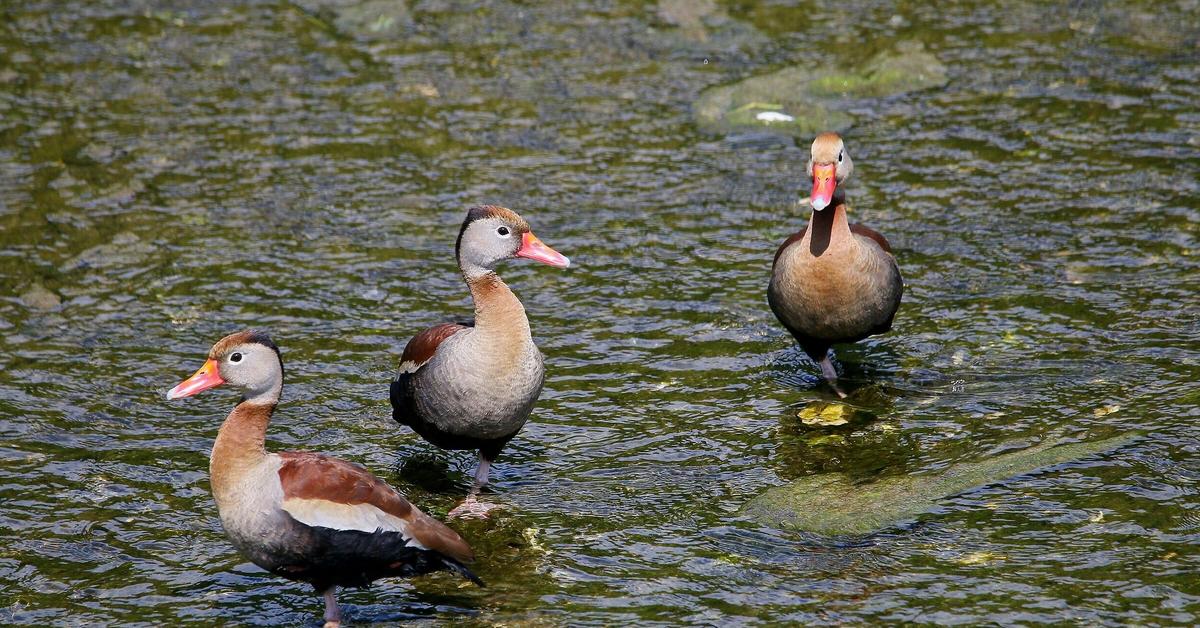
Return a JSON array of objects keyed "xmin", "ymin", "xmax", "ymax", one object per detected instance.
[
  {"xmin": 293, "ymin": 0, "xmax": 411, "ymax": 40},
  {"xmin": 807, "ymin": 40, "xmax": 948, "ymax": 99},
  {"xmin": 61, "ymin": 232, "xmax": 155, "ymax": 273},
  {"xmin": 20, "ymin": 284, "xmax": 62, "ymax": 311},
  {"xmin": 657, "ymin": 0, "xmax": 724, "ymax": 42},
  {"xmin": 741, "ymin": 432, "xmax": 1139, "ymax": 536},
  {"xmin": 693, "ymin": 40, "xmax": 948, "ymax": 137},
  {"xmin": 658, "ymin": 0, "xmax": 718, "ymax": 40},
  {"xmin": 652, "ymin": 0, "xmax": 768, "ymax": 51}
]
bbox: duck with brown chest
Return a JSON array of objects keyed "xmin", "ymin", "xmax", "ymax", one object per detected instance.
[
  {"xmin": 166, "ymin": 330, "xmax": 481, "ymax": 628},
  {"xmin": 768, "ymin": 133, "xmax": 903, "ymax": 390},
  {"xmin": 390, "ymin": 205, "xmax": 569, "ymax": 517}
]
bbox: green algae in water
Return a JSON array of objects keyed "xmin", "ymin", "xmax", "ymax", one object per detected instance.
[
  {"xmin": 807, "ymin": 41, "xmax": 948, "ymax": 98},
  {"xmin": 741, "ymin": 433, "xmax": 1141, "ymax": 536}
]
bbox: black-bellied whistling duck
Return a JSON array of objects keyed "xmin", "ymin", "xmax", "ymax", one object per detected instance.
[
  {"xmin": 390, "ymin": 205, "xmax": 569, "ymax": 517},
  {"xmin": 166, "ymin": 330, "xmax": 481, "ymax": 628},
  {"xmin": 768, "ymin": 133, "xmax": 903, "ymax": 390}
]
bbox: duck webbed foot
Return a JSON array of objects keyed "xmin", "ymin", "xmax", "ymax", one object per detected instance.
[{"xmin": 448, "ymin": 493, "xmax": 502, "ymax": 519}]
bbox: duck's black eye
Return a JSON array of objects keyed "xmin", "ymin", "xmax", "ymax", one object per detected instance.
[
  {"xmin": 497, "ymin": 226, "xmax": 510, "ymax": 236},
  {"xmin": 229, "ymin": 352, "xmax": 243, "ymax": 363},
  {"xmin": 838, "ymin": 150, "xmax": 844, "ymax": 163}
]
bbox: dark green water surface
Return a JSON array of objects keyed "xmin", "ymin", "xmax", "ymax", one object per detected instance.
[{"xmin": 2, "ymin": 1, "xmax": 1198, "ymax": 625}]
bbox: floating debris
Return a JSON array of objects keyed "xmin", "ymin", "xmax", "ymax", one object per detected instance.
[
  {"xmin": 796, "ymin": 401, "xmax": 852, "ymax": 427},
  {"xmin": 792, "ymin": 399, "xmax": 875, "ymax": 429},
  {"xmin": 756, "ymin": 111, "xmax": 795, "ymax": 123}
]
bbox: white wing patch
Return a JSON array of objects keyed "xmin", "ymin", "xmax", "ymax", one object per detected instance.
[
  {"xmin": 281, "ymin": 498, "xmax": 428, "ymax": 550},
  {"xmin": 398, "ymin": 359, "xmax": 421, "ymax": 374}
]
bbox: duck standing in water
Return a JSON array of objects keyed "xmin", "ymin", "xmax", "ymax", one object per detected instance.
[
  {"xmin": 768, "ymin": 133, "xmax": 903, "ymax": 391},
  {"xmin": 167, "ymin": 330, "xmax": 481, "ymax": 628},
  {"xmin": 390, "ymin": 205, "xmax": 569, "ymax": 517}
]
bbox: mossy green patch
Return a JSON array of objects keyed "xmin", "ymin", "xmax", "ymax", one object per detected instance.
[{"xmin": 693, "ymin": 41, "xmax": 948, "ymax": 137}]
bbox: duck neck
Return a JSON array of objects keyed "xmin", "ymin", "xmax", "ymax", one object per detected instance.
[
  {"xmin": 210, "ymin": 399, "xmax": 276, "ymax": 500},
  {"xmin": 806, "ymin": 190, "xmax": 852, "ymax": 257},
  {"xmin": 466, "ymin": 271, "xmax": 531, "ymax": 341}
]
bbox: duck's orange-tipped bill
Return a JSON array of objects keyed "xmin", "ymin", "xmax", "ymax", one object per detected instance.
[
  {"xmin": 516, "ymin": 232, "xmax": 570, "ymax": 268},
  {"xmin": 167, "ymin": 359, "xmax": 224, "ymax": 400},
  {"xmin": 810, "ymin": 163, "xmax": 837, "ymax": 211}
]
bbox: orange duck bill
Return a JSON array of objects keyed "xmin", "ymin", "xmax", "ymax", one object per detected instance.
[
  {"xmin": 515, "ymin": 232, "xmax": 570, "ymax": 268},
  {"xmin": 166, "ymin": 359, "xmax": 225, "ymax": 400},
  {"xmin": 810, "ymin": 162, "xmax": 837, "ymax": 211}
]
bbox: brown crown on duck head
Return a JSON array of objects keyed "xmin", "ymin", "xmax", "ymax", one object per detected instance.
[
  {"xmin": 807, "ymin": 132, "xmax": 854, "ymax": 211},
  {"xmin": 209, "ymin": 329, "xmax": 281, "ymax": 362},
  {"xmin": 455, "ymin": 205, "xmax": 529, "ymax": 259}
]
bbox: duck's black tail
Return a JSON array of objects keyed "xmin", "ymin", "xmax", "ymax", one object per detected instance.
[{"xmin": 441, "ymin": 556, "xmax": 485, "ymax": 587}]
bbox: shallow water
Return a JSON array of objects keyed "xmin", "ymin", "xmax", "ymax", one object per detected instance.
[{"xmin": 1, "ymin": 0, "xmax": 1198, "ymax": 625}]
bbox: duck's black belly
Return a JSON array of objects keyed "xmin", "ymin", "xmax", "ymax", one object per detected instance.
[{"xmin": 231, "ymin": 513, "xmax": 449, "ymax": 590}]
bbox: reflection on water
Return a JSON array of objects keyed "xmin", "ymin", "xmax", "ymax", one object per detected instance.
[{"xmin": 1, "ymin": 0, "xmax": 1198, "ymax": 624}]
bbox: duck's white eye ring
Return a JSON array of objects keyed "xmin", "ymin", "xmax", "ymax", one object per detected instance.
[
  {"xmin": 497, "ymin": 226, "xmax": 510, "ymax": 236},
  {"xmin": 229, "ymin": 352, "xmax": 243, "ymax": 363}
]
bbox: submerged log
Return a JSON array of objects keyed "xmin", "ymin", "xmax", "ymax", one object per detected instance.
[{"xmin": 741, "ymin": 433, "xmax": 1140, "ymax": 536}]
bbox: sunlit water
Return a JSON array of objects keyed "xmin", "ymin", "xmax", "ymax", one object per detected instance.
[{"xmin": 1, "ymin": 1, "xmax": 1198, "ymax": 625}]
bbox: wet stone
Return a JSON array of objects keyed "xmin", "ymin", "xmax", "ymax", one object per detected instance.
[
  {"xmin": 62, "ymin": 232, "xmax": 155, "ymax": 273},
  {"xmin": 294, "ymin": 0, "xmax": 412, "ymax": 40},
  {"xmin": 79, "ymin": 142, "xmax": 115, "ymax": 164},
  {"xmin": 693, "ymin": 41, "xmax": 948, "ymax": 137},
  {"xmin": 806, "ymin": 40, "xmax": 948, "ymax": 99},
  {"xmin": 48, "ymin": 170, "xmax": 87, "ymax": 200},
  {"xmin": 652, "ymin": 0, "xmax": 768, "ymax": 50},
  {"xmin": 658, "ymin": 0, "xmax": 718, "ymax": 42},
  {"xmin": 97, "ymin": 178, "xmax": 145, "ymax": 205},
  {"xmin": 20, "ymin": 284, "xmax": 62, "ymax": 311}
]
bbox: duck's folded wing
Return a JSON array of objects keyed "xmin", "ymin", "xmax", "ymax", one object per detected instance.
[
  {"xmin": 773, "ymin": 228, "xmax": 808, "ymax": 267},
  {"xmin": 276, "ymin": 451, "xmax": 474, "ymax": 564},
  {"xmin": 397, "ymin": 322, "xmax": 469, "ymax": 374},
  {"xmin": 850, "ymin": 223, "xmax": 892, "ymax": 254}
]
